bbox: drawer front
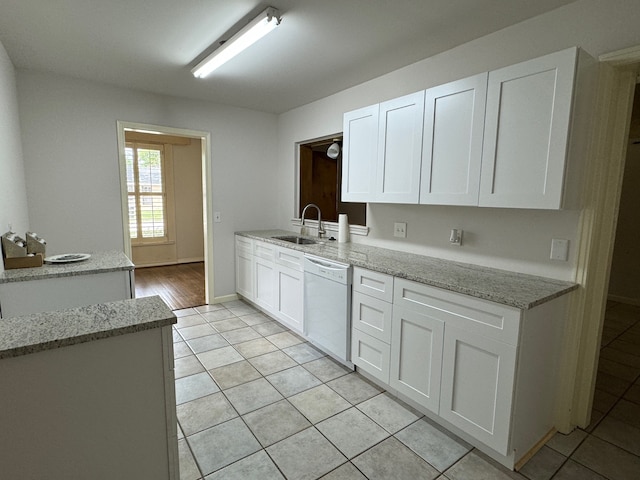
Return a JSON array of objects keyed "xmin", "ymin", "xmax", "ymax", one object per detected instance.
[
  {"xmin": 351, "ymin": 328, "xmax": 390, "ymax": 383},
  {"xmin": 235, "ymin": 235, "xmax": 253, "ymax": 254},
  {"xmin": 274, "ymin": 246, "xmax": 304, "ymax": 271},
  {"xmin": 394, "ymin": 278, "xmax": 521, "ymax": 345},
  {"xmin": 352, "ymin": 291, "xmax": 393, "ymax": 343},
  {"xmin": 353, "ymin": 267, "xmax": 394, "ymax": 302},
  {"xmin": 253, "ymin": 240, "xmax": 275, "ymax": 260}
]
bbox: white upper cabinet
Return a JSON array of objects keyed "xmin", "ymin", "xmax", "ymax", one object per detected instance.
[
  {"xmin": 341, "ymin": 47, "xmax": 592, "ymax": 209},
  {"xmin": 375, "ymin": 91, "xmax": 425, "ymax": 203},
  {"xmin": 479, "ymin": 47, "xmax": 579, "ymax": 209},
  {"xmin": 342, "ymin": 105, "xmax": 379, "ymax": 202},
  {"xmin": 420, "ymin": 73, "xmax": 487, "ymax": 206}
]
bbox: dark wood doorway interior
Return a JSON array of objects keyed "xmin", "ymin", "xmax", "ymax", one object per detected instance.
[
  {"xmin": 135, "ymin": 262, "xmax": 205, "ymax": 311},
  {"xmin": 299, "ymin": 138, "xmax": 367, "ymax": 226}
]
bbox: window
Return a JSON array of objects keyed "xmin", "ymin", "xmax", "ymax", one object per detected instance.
[{"xmin": 125, "ymin": 143, "xmax": 168, "ymax": 243}]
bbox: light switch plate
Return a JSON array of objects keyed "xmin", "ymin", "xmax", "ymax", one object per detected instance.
[
  {"xmin": 214, "ymin": 212, "xmax": 222, "ymax": 223},
  {"xmin": 550, "ymin": 238, "xmax": 569, "ymax": 261},
  {"xmin": 394, "ymin": 222, "xmax": 407, "ymax": 238}
]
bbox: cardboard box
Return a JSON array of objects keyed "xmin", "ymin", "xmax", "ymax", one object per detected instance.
[{"xmin": 3, "ymin": 253, "xmax": 44, "ymax": 270}]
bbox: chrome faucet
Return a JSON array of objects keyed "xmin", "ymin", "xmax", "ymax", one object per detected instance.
[{"xmin": 300, "ymin": 203, "xmax": 326, "ymax": 238}]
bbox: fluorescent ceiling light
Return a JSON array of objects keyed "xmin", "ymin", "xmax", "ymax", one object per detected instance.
[{"xmin": 192, "ymin": 7, "xmax": 282, "ymax": 78}]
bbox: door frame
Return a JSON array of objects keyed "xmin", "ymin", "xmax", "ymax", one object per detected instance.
[
  {"xmin": 559, "ymin": 47, "xmax": 640, "ymax": 431},
  {"xmin": 116, "ymin": 121, "xmax": 214, "ymax": 305}
]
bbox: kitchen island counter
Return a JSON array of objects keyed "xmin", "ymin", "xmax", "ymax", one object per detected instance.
[
  {"xmin": 0, "ymin": 249, "xmax": 133, "ymax": 284},
  {"xmin": 0, "ymin": 250, "xmax": 135, "ymax": 318},
  {"xmin": 0, "ymin": 295, "xmax": 178, "ymax": 479},
  {"xmin": 0, "ymin": 295, "xmax": 175, "ymax": 359}
]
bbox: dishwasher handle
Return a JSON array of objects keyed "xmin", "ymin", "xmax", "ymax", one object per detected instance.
[{"xmin": 305, "ymin": 256, "xmax": 347, "ymax": 270}]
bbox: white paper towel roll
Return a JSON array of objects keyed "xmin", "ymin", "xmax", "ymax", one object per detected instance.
[{"xmin": 338, "ymin": 214, "xmax": 349, "ymax": 243}]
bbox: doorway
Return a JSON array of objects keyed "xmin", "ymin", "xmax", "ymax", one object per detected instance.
[
  {"xmin": 563, "ymin": 50, "xmax": 640, "ymax": 431},
  {"xmin": 116, "ymin": 121, "xmax": 214, "ymax": 306}
]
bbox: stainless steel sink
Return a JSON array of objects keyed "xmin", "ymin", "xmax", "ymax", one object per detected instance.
[{"xmin": 273, "ymin": 235, "xmax": 317, "ymax": 245}]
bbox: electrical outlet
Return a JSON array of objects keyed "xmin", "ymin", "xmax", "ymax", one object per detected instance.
[
  {"xmin": 394, "ymin": 222, "xmax": 407, "ymax": 238},
  {"xmin": 213, "ymin": 212, "xmax": 222, "ymax": 223},
  {"xmin": 550, "ymin": 238, "xmax": 569, "ymax": 261},
  {"xmin": 450, "ymin": 229, "xmax": 462, "ymax": 246}
]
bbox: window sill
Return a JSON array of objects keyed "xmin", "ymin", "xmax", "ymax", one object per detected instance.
[
  {"xmin": 289, "ymin": 218, "xmax": 369, "ymax": 236},
  {"xmin": 131, "ymin": 240, "xmax": 175, "ymax": 247}
]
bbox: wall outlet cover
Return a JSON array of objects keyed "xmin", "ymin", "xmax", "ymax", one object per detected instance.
[
  {"xmin": 394, "ymin": 222, "xmax": 407, "ymax": 238},
  {"xmin": 550, "ymin": 238, "xmax": 569, "ymax": 261}
]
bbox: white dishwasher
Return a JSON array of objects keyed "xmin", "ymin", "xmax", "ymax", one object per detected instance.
[{"xmin": 303, "ymin": 254, "xmax": 353, "ymax": 367}]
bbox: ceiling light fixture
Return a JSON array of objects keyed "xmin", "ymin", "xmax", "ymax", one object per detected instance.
[{"xmin": 191, "ymin": 7, "xmax": 282, "ymax": 78}]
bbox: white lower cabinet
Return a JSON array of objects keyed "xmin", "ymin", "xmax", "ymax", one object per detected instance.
[
  {"xmin": 235, "ymin": 236, "xmax": 254, "ymax": 301},
  {"xmin": 439, "ymin": 323, "xmax": 517, "ymax": 454},
  {"xmin": 362, "ymin": 277, "xmax": 570, "ymax": 469},
  {"xmin": 389, "ymin": 304, "xmax": 443, "ymax": 414},
  {"xmin": 254, "ymin": 245, "xmax": 276, "ymax": 312},
  {"xmin": 351, "ymin": 267, "xmax": 394, "ymax": 382},
  {"xmin": 235, "ymin": 237, "xmax": 305, "ymax": 333},
  {"xmin": 274, "ymin": 246, "xmax": 304, "ymax": 333}
]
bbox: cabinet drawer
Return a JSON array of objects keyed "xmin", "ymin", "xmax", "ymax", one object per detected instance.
[
  {"xmin": 253, "ymin": 240, "xmax": 275, "ymax": 260},
  {"xmin": 352, "ymin": 291, "xmax": 392, "ymax": 343},
  {"xmin": 353, "ymin": 267, "xmax": 394, "ymax": 302},
  {"xmin": 394, "ymin": 279, "xmax": 521, "ymax": 345},
  {"xmin": 351, "ymin": 328, "xmax": 390, "ymax": 384},
  {"xmin": 235, "ymin": 235, "xmax": 253, "ymax": 253},
  {"xmin": 274, "ymin": 246, "xmax": 304, "ymax": 271}
]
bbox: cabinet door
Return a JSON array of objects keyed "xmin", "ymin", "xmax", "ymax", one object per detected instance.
[
  {"xmin": 235, "ymin": 237, "xmax": 254, "ymax": 300},
  {"xmin": 275, "ymin": 266, "xmax": 304, "ymax": 333},
  {"xmin": 352, "ymin": 291, "xmax": 393, "ymax": 343},
  {"xmin": 376, "ymin": 91, "xmax": 425, "ymax": 203},
  {"xmin": 254, "ymin": 257, "xmax": 276, "ymax": 313},
  {"xmin": 342, "ymin": 105, "xmax": 379, "ymax": 202},
  {"xmin": 352, "ymin": 328, "xmax": 391, "ymax": 383},
  {"xmin": 420, "ymin": 73, "xmax": 487, "ymax": 206},
  {"xmin": 390, "ymin": 305, "xmax": 444, "ymax": 413},
  {"xmin": 479, "ymin": 47, "xmax": 578, "ymax": 209},
  {"xmin": 439, "ymin": 324, "xmax": 517, "ymax": 455}
]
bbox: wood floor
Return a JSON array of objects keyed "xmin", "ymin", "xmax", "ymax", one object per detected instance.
[{"xmin": 134, "ymin": 262, "xmax": 205, "ymax": 310}]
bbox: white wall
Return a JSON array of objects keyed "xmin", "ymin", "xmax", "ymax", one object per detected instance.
[
  {"xmin": 16, "ymin": 71, "xmax": 279, "ymax": 296},
  {"xmin": 0, "ymin": 40, "xmax": 29, "ymax": 273},
  {"xmin": 276, "ymin": 0, "xmax": 640, "ymax": 281}
]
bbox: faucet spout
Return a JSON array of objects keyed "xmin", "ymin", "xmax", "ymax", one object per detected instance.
[{"xmin": 300, "ymin": 203, "xmax": 325, "ymax": 238}]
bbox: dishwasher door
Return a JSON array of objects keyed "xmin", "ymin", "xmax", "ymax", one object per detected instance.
[{"xmin": 303, "ymin": 255, "xmax": 352, "ymax": 366}]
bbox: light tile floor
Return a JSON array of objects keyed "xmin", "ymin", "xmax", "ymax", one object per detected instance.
[{"xmin": 173, "ymin": 300, "xmax": 640, "ymax": 480}]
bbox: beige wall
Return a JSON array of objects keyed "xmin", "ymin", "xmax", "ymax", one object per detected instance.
[{"xmin": 132, "ymin": 140, "xmax": 205, "ymax": 267}]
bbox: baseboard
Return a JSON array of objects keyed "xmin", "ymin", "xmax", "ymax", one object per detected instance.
[
  {"xmin": 212, "ymin": 294, "xmax": 238, "ymax": 304},
  {"xmin": 607, "ymin": 294, "xmax": 640, "ymax": 306},
  {"xmin": 134, "ymin": 258, "xmax": 205, "ymax": 268}
]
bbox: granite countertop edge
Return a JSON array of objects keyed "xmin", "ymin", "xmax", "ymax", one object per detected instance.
[
  {"xmin": 237, "ymin": 230, "xmax": 579, "ymax": 310},
  {"xmin": 0, "ymin": 296, "xmax": 176, "ymax": 359},
  {"xmin": 0, "ymin": 250, "xmax": 134, "ymax": 284}
]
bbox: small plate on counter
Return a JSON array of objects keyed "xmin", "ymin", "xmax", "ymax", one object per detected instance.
[{"xmin": 44, "ymin": 253, "xmax": 91, "ymax": 264}]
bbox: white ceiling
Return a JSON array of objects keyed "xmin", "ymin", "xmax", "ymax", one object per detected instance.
[{"xmin": 0, "ymin": 0, "xmax": 576, "ymax": 114}]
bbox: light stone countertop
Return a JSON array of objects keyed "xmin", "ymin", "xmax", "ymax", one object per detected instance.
[
  {"xmin": 0, "ymin": 295, "xmax": 175, "ymax": 359},
  {"xmin": 0, "ymin": 250, "xmax": 134, "ymax": 284},
  {"xmin": 237, "ymin": 230, "xmax": 578, "ymax": 310}
]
